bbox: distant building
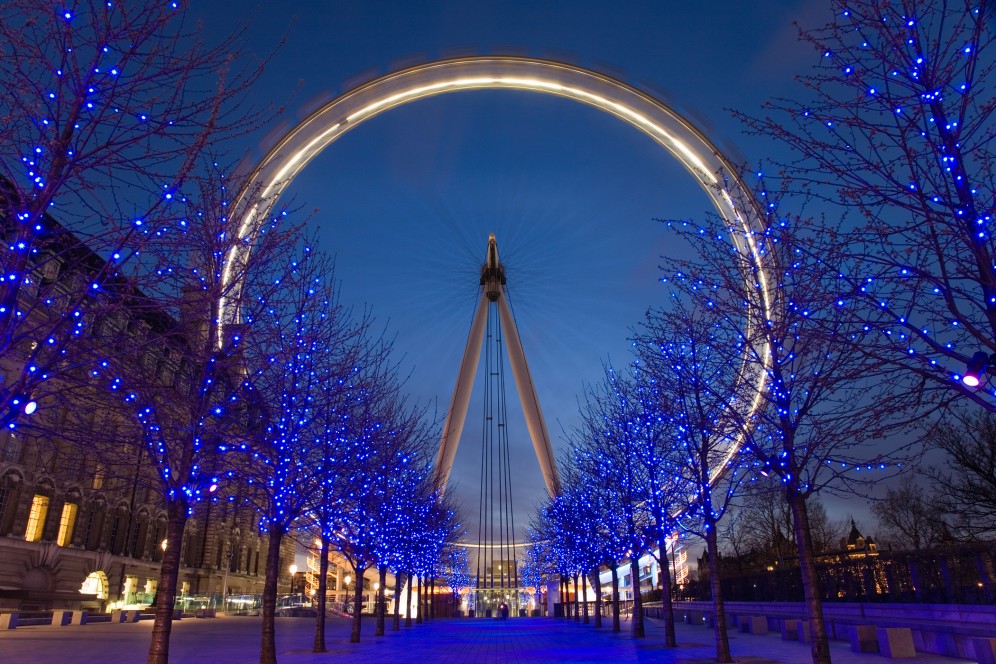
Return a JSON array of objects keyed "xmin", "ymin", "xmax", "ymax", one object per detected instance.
[{"xmin": 845, "ymin": 519, "xmax": 878, "ymax": 557}]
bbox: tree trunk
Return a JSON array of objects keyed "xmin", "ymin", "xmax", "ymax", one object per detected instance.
[
  {"xmin": 429, "ymin": 578, "xmax": 435, "ymax": 620},
  {"xmin": 582, "ymin": 573, "xmax": 589, "ymax": 624},
  {"xmin": 573, "ymin": 573, "xmax": 580, "ymax": 621},
  {"xmin": 405, "ymin": 573, "xmax": 413, "ymax": 627},
  {"xmin": 705, "ymin": 524, "xmax": 732, "ymax": 663},
  {"xmin": 392, "ymin": 572, "xmax": 404, "ymax": 631},
  {"xmin": 561, "ymin": 575, "xmax": 568, "ymax": 617},
  {"xmin": 146, "ymin": 497, "xmax": 188, "ymax": 664},
  {"xmin": 350, "ymin": 565, "xmax": 365, "ymax": 643},
  {"xmin": 610, "ymin": 565, "xmax": 621, "ymax": 633},
  {"xmin": 567, "ymin": 575, "xmax": 573, "ymax": 617},
  {"xmin": 259, "ymin": 527, "xmax": 285, "ymax": 664},
  {"xmin": 657, "ymin": 536, "xmax": 677, "ymax": 647},
  {"xmin": 416, "ymin": 576, "xmax": 423, "ymax": 624},
  {"xmin": 375, "ymin": 565, "xmax": 387, "ymax": 636},
  {"xmin": 592, "ymin": 570, "xmax": 602, "ymax": 628},
  {"xmin": 630, "ymin": 557, "xmax": 644, "ymax": 638},
  {"xmin": 313, "ymin": 534, "xmax": 329, "ymax": 652},
  {"xmin": 788, "ymin": 490, "xmax": 832, "ymax": 664}
]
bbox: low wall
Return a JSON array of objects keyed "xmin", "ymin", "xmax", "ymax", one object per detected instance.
[{"xmin": 652, "ymin": 601, "xmax": 996, "ymax": 660}]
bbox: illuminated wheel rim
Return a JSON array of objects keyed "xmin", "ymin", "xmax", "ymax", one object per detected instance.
[{"xmin": 226, "ymin": 56, "xmax": 772, "ymax": 475}]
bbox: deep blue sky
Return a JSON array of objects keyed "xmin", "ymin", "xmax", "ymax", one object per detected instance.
[{"xmin": 190, "ymin": 1, "xmax": 874, "ymax": 540}]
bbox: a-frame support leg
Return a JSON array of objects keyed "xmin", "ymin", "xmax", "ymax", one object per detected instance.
[
  {"xmin": 433, "ymin": 292, "xmax": 490, "ymax": 490},
  {"xmin": 497, "ymin": 294, "xmax": 561, "ymax": 496}
]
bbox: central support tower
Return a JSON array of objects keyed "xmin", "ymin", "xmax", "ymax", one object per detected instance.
[{"xmin": 433, "ymin": 234, "xmax": 560, "ymax": 496}]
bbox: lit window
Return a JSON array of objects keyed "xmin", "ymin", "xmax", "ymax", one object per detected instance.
[
  {"xmin": 57, "ymin": 502, "xmax": 78, "ymax": 546},
  {"xmin": 25, "ymin": 494, "xmax": 50, "ymax": 542}
]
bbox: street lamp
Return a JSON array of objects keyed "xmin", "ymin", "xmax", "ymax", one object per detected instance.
[
  {"xmin": 289, "ymin": 564, "xmax": 298, "ymax": 595},
  {"xmin": 343, "ymin": 574, "xmax": 353, "ymax": 613}
]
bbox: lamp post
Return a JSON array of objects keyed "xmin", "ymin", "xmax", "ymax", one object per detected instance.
[
  {"xmin": 289, "ymin": 564, "xmax": 299, "ymax": 595},
  {"xmin": 343, "ymin": 574, "xmax": 352, "ymax": 613}
]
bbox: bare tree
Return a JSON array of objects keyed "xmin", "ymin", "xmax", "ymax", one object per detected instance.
[
  {"xmin": 1, "ymin": 6, "xmax": 280, "ymax": 659},
  {"xmin": 721, "ymin": 480, "xmax": 846, "ymax": 566},
  {"xmin": 393, "ymin": 487, "xmax": 452, "ymax": 629},
  {"xmin": 634, "ymin": 299, "xmax": 750, "ymax": 664},
  {"xmin": 571, "ymin": 368, "xmax": 653, "ymax": 639},
  {"xmin": 626, "ymin": 366, "xmax": 693, "ymax": 647},
  {"xmin": 519, "ymin": 525, "xmax": 556, "ymax": 618},
  {"xmin": 332, "ymin": 368, "xmax": 443, "ymax": 644},
  {"xmin": 567, "ymin": 365, "xmax": 692, "ymax": 644},
  {"xmin": 371, "ymin": 413, "xmax": 442, "ymax": 638},
  {"xmin": 307, "ymin": 324, "xmax": 391, "ymax": 651},
  {"xmin": 539, "ymin": 456, "xmax": 629, "ymax": 631},
  {"xmin": 720, "ymin": 479, "xmax": 796, "ymax": 568},
  {"xmin": 650, "ymin": 208, "xmax": 906, "ymax": 664},
  {"xmin": 439, "ymin": 544, "xmax": 472, "ymax": 613},
  {"xmin": 737, "ymin": 0, "xmax": 996, "ymax": 411},
  {"xmin": 807, "ymin": 499, "xmax": 848, "ymax": 555},
  {"xmin": 924, "ymin": 409, "xmax": 996, "ymax": 537},
  {"xmin": 237, "ymin": 244, "xmax": 370, "ymax": 664},
  {"xmin": 872, "ymin": 476, "xmax": 947, "ymax": 550},
  {"xmin": 0, "ymin": 0, "xmax": 271, "ymax": 441},
  {"xmin": 97, "ymin": 168, "xmax": 303, "ymax": 664},
  {"xmin": 393, "ymin": 497, "xmax": 430, "ymax": 629}
]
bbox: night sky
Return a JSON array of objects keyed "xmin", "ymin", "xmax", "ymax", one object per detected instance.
[{"xmin": 190, "ymin": 1, "xmax": 857, "ymax": 540}]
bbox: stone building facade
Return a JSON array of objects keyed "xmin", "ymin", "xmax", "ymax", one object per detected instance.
[
  {"xmin": 0, "ymin": 431, "xmax": 293, "ymax": 611},
  {"xmin": 0, "ymin": 205, "xmax": 294, "ymax": 612}
]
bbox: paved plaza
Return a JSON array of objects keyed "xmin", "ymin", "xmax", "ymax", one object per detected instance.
[{"xmin": 0, "ymin": 614, "xmax": 976, "ymax": 664}]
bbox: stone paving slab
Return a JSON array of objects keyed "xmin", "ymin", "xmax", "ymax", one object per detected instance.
[{"xmin": 0, "ymin": 613, "xmax": 976, "ymax": 663}]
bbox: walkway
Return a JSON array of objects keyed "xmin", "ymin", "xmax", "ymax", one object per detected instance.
[{"xmin": 0, "ymin": 614, "xmax": 976, "ymax": 663}]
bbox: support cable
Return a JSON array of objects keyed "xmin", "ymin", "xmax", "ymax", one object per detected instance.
[{"xmin": 495, "ymin": 310, "xmax": 506, "ymax": 589}]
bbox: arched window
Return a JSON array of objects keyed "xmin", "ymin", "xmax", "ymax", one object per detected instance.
[
  {"xmin": 0, "ymin": 430, "xmax": 23, "ymax": 464},
  {"xmin": 83, "ymin": 497, "xmax": 107, "ymax": 551},
  {"xmin": 0, "ymin": 471, "xmax": 23, "ymax": 536},
  {"xmin": 80, "ymin": 571, "xmax": 108, "ymax": 600},
  {"xmin": 24, "ymin": 479, "xmax": 55, "ymax": 542},
  {"xmin": 229, "ymin": 531, "xmax": 242, "ymax": 573},
  {"xmin": 243, "ymin": 536, "xmax": 253, "ymax": 574},
  {"xmin": 56, "ymin": 488, "xmax": 82, "ymax": 547},
  {"xmin": 129, "ymin": 509, "xmax": 150, "ymax": 559},
  {"xmin": 108, "ymin": 504, "xmax": 130, "ymax": 555}
]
